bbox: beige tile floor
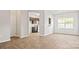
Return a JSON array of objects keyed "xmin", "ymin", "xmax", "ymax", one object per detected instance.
[{"xmin": 0, "ymin": 33, "xmax": 79, "ymax": 49}]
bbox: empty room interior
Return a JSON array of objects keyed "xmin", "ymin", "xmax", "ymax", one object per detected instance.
[{"xmin": 0, "ymin": 10, "xmax": 79, "ymax": 49}]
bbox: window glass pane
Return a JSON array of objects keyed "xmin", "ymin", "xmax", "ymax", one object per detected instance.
[
  {"xmin": 66, "ymin": 24, "xmax": 71, "ymax": 28},
  {"xmin": 58, "ymin": 17, "xmax": 74, "ymax": 29},
  {"xmin": 58, "ymin": 24, "xmax": 65, "ymax": 28},
  {"xmin": 70, "ymin": 24, "xmax": 73, "ymax": 29}
]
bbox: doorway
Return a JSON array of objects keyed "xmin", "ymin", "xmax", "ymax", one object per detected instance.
[
  {"xmin": 30, "ymin": 17, "xmax": 39, "ymax": 33},
  {"xmin": 28, "ymin": 12, "xmax": 40, "ymax": 36}
]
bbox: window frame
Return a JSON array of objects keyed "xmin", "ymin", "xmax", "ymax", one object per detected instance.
[{"xmin": 58, "ymin": 17, "xmax": 74, "ymax": 29}]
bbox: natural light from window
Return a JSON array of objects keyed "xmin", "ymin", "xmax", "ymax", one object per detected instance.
[{"xmin": 58, "ymin": 17, "xmax": 74, "ymax": 29}]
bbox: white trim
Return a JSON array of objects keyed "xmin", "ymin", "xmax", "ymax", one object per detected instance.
[
  {"xmin": 0, "ymin": 39, "xmax": 10, "ymax": 43},
  {"xmin": 20, "ymin": 35, "xmax": 29, "ymax": 38}
]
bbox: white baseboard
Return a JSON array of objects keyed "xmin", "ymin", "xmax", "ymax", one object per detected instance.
[
  {"xmin": 0, "ymin": 39, "xmax": 10, "ymax": 43},
  {"xmin": 20, "ymin": 35, "xmax": 29, "ymax": 38},
  {"xmin": 44, "ymin": 33, "xmax": 53, "ymax": 36},
  {"xmin": 11, "ymin": 34, "xmax": 29, "ymax": 38},
  {"xmin": 40, "ymin": 33, "xmax": 52, "ymax": 36}
]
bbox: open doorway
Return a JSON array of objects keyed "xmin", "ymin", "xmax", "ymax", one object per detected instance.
[
  {"xmin": 30, "ymin": 17, "xmax": 39, "ymax": 33},
  {"xmin": 28, "ymin": 12, "xmax": 40, "ymax": 36}
]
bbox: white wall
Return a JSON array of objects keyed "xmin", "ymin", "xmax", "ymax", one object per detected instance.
[
  {"xmin": 54, "ymin": 11, "xmax": 79, "ymax": 35},
  {"xmin": 16, "ymin": 11, "xmax": 21, "ymax": 37},
  {"xmin": 10, "ymin": 10, "xmax": 28, "ymax": 38},
  {"xmin": 20, "ymin": 11, "xmax": 28, "ymax": 38},
  {"xmin": 39, "ymin": 10, "xmax": 45, "ymax": 36},
  {"xmin": 43, "ymin": 10, "xmax": 53, "ymax": 36},
  {"xmin": 0, "ymin": 11, "xmax": 10, "ymax": 43},
  {"xmin": 10, "ymin": 11, "xmax": 17, "ymax": 36},
  {"xmin": 10, "ymin": 10, "xmax": 21, "ymax": 37}
]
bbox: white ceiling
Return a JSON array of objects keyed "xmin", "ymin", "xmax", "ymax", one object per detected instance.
[
  {"xmin": 49, "ymin": 10, "xmax": 79, "ymax": 14},
  {"xmin": 28, "ymin": 10, "xmax": 79, "ymax": 15}
]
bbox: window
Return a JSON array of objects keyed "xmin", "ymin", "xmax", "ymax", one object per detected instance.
[{"xmin": 58, "ymin": 17, "xmax": 74, "ymax": 29}]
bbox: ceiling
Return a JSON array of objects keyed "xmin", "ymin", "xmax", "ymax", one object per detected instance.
[
  {"xmin": 49, "ymin": 10, "xmax": 79, "ymax": 14},
  {"xmin": 28, "ymin": 10, "xmax": 79, "ymax": 16}
]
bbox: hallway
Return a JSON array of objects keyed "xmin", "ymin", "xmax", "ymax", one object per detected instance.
[{"xmin": 0, "ymin": 33, "xmax": 79, "ymax": 49}]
